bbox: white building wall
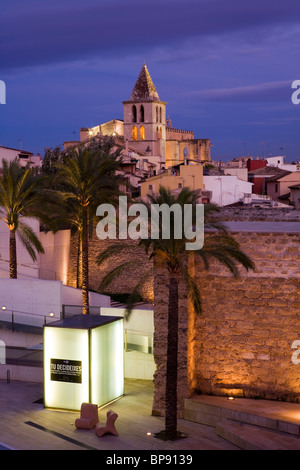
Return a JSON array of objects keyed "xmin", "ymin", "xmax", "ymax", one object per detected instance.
[
  {"xmin": 0, "ymin": 279, "xmax": 111, "ymax": 334},
  {"xmin": 0, "ymin": 147, "xmax": 27, "ymax": 164},
  {"xmin": 0, "ymin": 219, "xmax": 40, "ymax": 279},
  {"xmin": 0, "ymin": 147, "xmax": 41, "ymax": 168},
  {"xmin": 0, "ymin": 278, "xmax": 62, "ymax": 320},
  {"xmin": 101, "ymin": 307, "xmax": 155, "ymax": 380},
  {"xmin": 39, "ymin": 229, "xmax": 71, "ymax": 284},
  {"xmin": 203, "ymin": 175, "xmax": 253, "ymax": 206},
  {"xmin": 62, "ymin": 285, "xmax": 110, "ymax": 308}
]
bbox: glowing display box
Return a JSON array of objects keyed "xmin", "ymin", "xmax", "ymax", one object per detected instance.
[{"xmin": 44, "ymin": 314, "xmax": 124, "ymax": 411}]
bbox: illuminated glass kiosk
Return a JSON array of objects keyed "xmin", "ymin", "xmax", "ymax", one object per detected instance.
[{"xmin": 44, "ymin": 314, "xmax": 124, "ymax": 411}]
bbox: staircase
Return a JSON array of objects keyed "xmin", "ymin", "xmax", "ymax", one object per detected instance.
[{"xmin": 184, "ymin": 394, "xmax": 300, "ymax": 450}]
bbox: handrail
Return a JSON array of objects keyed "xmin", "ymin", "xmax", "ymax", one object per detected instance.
[{"xmin": 0, "ymin": 307, "xmax": 58, "ymax": 332}]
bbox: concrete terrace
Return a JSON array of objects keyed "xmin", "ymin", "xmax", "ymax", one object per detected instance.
[
  {"xmin": 1, "ymin": 377, "xmax": 300, "ymax": 451},
  {"xmin": 0, "ymin": 379, "xmax": 239, "ymax": 451}
]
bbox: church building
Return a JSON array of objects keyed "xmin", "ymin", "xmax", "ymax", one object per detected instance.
[{"xmin": 64, "ymin": 64, "xmax": 211, "ymax": 194}]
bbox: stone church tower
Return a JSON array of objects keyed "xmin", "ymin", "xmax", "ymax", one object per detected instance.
[{"xmin": 123, "ymin": 65, "xmax": 167, "ymax": 169}]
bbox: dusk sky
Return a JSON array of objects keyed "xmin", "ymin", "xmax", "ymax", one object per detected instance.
[{"xmin": 1, "ymin": 0, "xmax": 300, "ymax": 161}]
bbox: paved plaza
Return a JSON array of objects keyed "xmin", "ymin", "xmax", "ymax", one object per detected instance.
[{"xmin": 0, "ymin": 378, "xmax": 239, "ymax": 452}]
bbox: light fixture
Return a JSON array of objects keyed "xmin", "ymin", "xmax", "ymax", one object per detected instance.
[
  {"xmin": 1, "ymin": 305, "xmax": 7, "ymax": 311},
  {"xmin": 228, "ymin": 396, "xmax": 235, "ymax": 400},
  {"xmin": 146, "ymin": 432, "xmax": 152, "ymax": 436},
  {"xmin": 49, "ymin": 312, "xmax": 55, "ymax": 317}
]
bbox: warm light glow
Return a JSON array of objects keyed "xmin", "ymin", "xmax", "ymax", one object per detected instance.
[
  {"xmin": 132, "ymin": 126, "xmax": 137, "ymax": 141},
  {"xmin": 228, "ymin": 396, "xmax": 235, "ymax": 400},
  {"xmin": 140, "ymin": 125, "xmax": 145, "ymax": 140},
  {"xmin": 44, "ymin": 327, "xmax": 89, "ymax": 410},
  {"xmin": 146, "ymin": 432, "xmax": 152, "ymax": 436},
  {"xmin": 44, "ymin": 318, "xmax": 124, "ymax": 411},
  {"xmin": 49, "ymin": 312, "xmax": 55, "ymax": 317},
  {"xmin": 90, "ymin": 319, "xmax": 124, "ymax": 406},
  {"xmin": 1, "ymin": 306, "xmax": 7, "ymax": 311}
]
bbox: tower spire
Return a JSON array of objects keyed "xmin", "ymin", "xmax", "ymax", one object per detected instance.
[{"xmin": 129, "ymin": 64, "xmax": 160, "ymax": 102}]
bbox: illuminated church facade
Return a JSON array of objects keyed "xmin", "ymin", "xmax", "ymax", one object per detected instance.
[{"xmin": 64, "ymin": 65, "xmax": 211, "ymax": 193}]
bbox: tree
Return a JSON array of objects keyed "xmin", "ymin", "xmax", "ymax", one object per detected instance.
[
  {"xmin": 0, "ymin": 158, "xmax": 58, "ymax": 278},
  {"xmin": 41, "ymin": 145, "xmax": 63, "ymax": 176},
  {"xmin": 97, "ymin": 186, "xmax": 255, "ymax": 440},
  {"xmin": 54, "ymin": 139, "xmax": 123, "ymax": 312}
]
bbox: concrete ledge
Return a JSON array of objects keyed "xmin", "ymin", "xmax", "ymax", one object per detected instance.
[
  {"xmin": 216, "ymin": 419, "xmax": 300, "ymax": 450},
  {"xmin": 184, "ymin": 395, "xmax": 300, "ymax": 436},
  {"xmin": 0, "ymin": 364, "xmax": 43, "ymax": 383}
]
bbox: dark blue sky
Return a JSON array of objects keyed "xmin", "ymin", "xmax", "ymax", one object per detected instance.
[{"xmin": 1, "ymin": 0, "xmax": 300, "ymax": 161}]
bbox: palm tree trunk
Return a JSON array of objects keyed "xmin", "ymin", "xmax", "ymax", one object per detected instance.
[
  {"xmin": 82, "ymin": 206, "xmax": 89, "ymax": 314},
  {"xmin": 9, "ymin": 228, "xmax": 17, "ymax": 279},
  {"xmin": 76, "ymin": 231, "xmax": 82, "ymax": 289},
  {"xmin": 165, "ymin": 273, "xmax": 179, "ymax": 439}
]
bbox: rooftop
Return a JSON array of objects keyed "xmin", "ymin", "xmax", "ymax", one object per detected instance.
[
  {"xmin": 46, "ymin": 313, "xmax": 121, "ymax": 330},
  {"xmin": 248, "ymin": 167, "xmax": 291, "ymax": 178}
]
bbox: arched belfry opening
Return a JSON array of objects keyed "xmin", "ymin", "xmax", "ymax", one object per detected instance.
[
  {"xmin": 132, "ymin": 105, "xmax": 137, "ymax": 123},
  {"xmin": 140, "ymin": 105, "xmax": 144, "ymax": 123}
]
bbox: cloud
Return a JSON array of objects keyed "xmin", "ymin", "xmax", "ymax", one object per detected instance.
[
  {"xmin": 1, "ymin": 0, "xmax": 300, "ymax": 73},
  {"xmin": 184, "ymin": 80, "xmax": 294, "ymax": 103}
]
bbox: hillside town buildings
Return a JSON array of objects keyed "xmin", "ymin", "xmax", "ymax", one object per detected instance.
[
  {"xmin": 2, "ymin": 65, "xmax": 300, "ymax": 209},
  {"xmin": 2, "ymin": 65, "xmax": 300, "ymax": 430},
  {"xmin": 0, "ymin": 145, "xmax": 42, "ymax": 169}
]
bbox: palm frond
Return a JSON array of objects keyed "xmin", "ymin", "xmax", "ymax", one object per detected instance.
[
  {"xmin": 124, "ymin": 266, "xmax": 154, "ymax": 319},
  {"xmin": 96, "ymin": 244, "xmax": 131, "ymax": 265},
  {"xmin": 98, "ymin": 260, "xmax": 139, "ymax": 292},
  {"xmin": 17, "ymin": 221, "xmax": 45, "ymax": 261}
]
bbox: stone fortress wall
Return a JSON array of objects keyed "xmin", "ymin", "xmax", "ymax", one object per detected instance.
[
  {"xmin": 67, "ymin": 207, "xmax": 300, "ymax": 415},
  {"xmin": 151, "ymin": 207, "xmax": 300, "ymax": 416}
]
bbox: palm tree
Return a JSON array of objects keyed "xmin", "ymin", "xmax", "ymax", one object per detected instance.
[
  {"xmin": 0, "ymin": 158, "xmax": 58, "ymax": 278},
  {"xmin": 97, "ymin": 186, "xmax": 255, "ymax": 440},
  {"xmin": 54, "ymin": 142, "xmax": 123, "ymax": 312}
]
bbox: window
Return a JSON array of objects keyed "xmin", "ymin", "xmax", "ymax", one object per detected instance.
[
  {"xmin": 132, "ymin": 105, "xmax": 137, "ymax": 123},
  {"xmin": 132, "ymin": 126, "xmax": 137, "ymax": 140},
  {"xmin": 140, "ymin": 125, "xmax": 145, "ymax": 140},
  {"xmin": 159, "ymin": 107, "xmax": 162, "ymax": 123},
  {"xmin": 140, "ymin": 105, "xmax": 144, "ymax": 122},
  {"xmin": 156, "ymin": 106, "xmax": 158, "ymax": 122},
  {"xmin": 275, "ymin": 183, "xmax": 278, "ymax": 193}
]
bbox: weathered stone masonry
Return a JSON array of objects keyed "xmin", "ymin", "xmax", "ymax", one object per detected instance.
[
  {"xmin": 151, "ymin": 210, "xmax": 300, "ymax": 416},
  {"xmin": 67, "ymin": 208, "xmax": 300, "ymax": 416},
  {"xmin": 67, "ymin": 233, "xmax": 154, "ymax": 301}
]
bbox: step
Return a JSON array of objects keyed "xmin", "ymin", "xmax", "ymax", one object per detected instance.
[
  {"xmin": 184, "ymin": 395, "xmax": 300, "ymax": 436},
  {"xmin": 216, "ymin": 419, "xmax": 300, "ymax": 450}
]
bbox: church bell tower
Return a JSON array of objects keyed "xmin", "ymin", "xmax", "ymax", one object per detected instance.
[{"xmin": 123, "ymin": 65, "xmax": 167, "ymax": 167}]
